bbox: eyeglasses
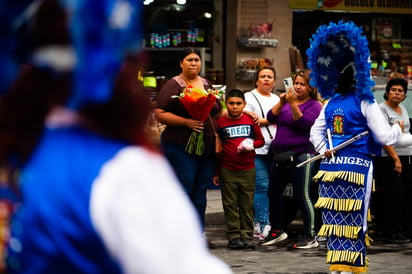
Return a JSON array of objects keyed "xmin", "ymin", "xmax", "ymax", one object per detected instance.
[{"xmin": 389, "ymin": 88, "xmax": 405, "ymax": 93}]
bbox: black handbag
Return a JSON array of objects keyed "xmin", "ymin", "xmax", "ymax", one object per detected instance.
[
  {"xmin": 272, "ymin": 151, "xmax": 297, "ymax": 164},
  {"xmin": 209, "ymin": 115, "xmax": 222, "ymax": 155}
]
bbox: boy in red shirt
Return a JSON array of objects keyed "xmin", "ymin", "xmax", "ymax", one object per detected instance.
[{"xmin": 213, "ymin": 89, "xmax": 264, "ymax": 249}]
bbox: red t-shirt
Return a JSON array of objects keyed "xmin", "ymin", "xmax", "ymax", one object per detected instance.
[{"xmin": 217, "ymin": 114, "xmax": 264, "ymax": 171}]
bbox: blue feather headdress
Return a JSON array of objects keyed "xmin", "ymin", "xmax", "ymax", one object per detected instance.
[
  {"xmin": 0, "ymin": 0, "xmax": 142, "ymax": 108},
  {"xmin": 62, "ymin": 0, "xmax": 142, "ymax": 108},
  {"xmin": 306, "ymin": 20, "xmax": 375, "ymax": 103}
]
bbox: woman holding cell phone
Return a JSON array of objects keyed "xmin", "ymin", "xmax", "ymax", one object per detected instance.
[{"xmin": 260, "ymin": 70, "xmax": 322, "ymax": 249}]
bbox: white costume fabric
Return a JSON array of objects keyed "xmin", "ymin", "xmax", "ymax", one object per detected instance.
[{"xmin": 7, "ymin": 125, "xmax": 232, "ymax": 274}]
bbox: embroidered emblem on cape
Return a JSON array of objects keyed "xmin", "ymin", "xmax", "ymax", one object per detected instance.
[
  {"xmin": 333, "ymin": 116, "xmax": 344, "ymax": 135},
  {"xmin": 331, "ymin": 108, "xmax": 344, "ymax": 135}
]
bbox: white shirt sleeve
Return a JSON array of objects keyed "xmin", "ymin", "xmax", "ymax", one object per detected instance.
[
  {"xmin": 310, "ymin": 103, "xmax": 328, "ymax": 155},
  {"xmin": 90, "ymin": 147, "xmax": 232, "ymax": 274},
  {"xmin": 361, "ymin": 100, "xmax": 402, "ymax": 146}
]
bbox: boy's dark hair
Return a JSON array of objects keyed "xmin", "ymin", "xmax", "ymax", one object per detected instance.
[
  {"xmin": 384, "ymin": 77, "xmax": 408, "ymax": 100},
  {"xmin": 225, "ymin": 89, "xmax": 245, "ymax": 101}
]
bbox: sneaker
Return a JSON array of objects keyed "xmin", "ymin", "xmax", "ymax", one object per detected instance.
[
  {"xmin": 315, "ymin": 235, "xmax": 327, "ymax": 246},
  {"xmin": 241, "ymin": 238, "xmax": 254, "ymax": 249},
  {"xmin": 228, "ymin": 237, "xmax": 243, "ymax": 249},
  {"xmin": 259, "ymin": 224, "xmax": 272, "ymax": 241},
  {"xmin": 253, "ymin": 223, "xmax": 261, "ymax": 238},
  {"xmin": 260, "ymin": 230, "xmax": 288, "ymax": 246},
  {"xmin": 293, "ymin": 235, "xmax": 319, "ymax": 249}
]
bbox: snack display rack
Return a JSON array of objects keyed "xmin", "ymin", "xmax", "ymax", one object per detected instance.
[{"xmin": 237, "ymin": 37, "xmax": 278, "ymax": 48}]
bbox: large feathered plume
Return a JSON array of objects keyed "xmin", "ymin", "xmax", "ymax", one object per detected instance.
[{"xmin": 306, "ymin": 20, "xmax": 375, "ymax": 103}]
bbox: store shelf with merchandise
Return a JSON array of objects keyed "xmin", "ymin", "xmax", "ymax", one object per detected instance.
[
  {"xmin": 141, "ymin": 47, "xmax": 212, "ymax": 78},
  {"xmin": 237, "ymin": 37, "xmax": 278, "ymax": 48},
  {"xmin": 235, "ymin": 37, "xmax": 278, "ymax": 82}
]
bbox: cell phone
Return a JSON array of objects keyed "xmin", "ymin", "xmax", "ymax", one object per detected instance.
[{"xmin": 283, "ymin": 77, "xmax": 296, "ymax": 95}]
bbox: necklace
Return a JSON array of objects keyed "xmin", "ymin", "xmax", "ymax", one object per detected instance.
[{"xmin": 181, "ymin": 74, "xmax": 197, "ymax": 86}]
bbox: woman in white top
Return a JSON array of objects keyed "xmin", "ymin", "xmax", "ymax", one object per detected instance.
[{"xmin": 244, "ymin": 66, "xmax": 279, "ymax": 240}]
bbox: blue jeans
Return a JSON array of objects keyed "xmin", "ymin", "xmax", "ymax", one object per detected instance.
[
  {"xmin": 268, "ymin": 153, "xmax": 315, "ymax": 236},
  {"xmin": 161, "ymin": 142, "xmax": 215, "ymax": 229},
  {"xmin": 254, "ymin": 155, "xmax": 271, "ymax": 227}
]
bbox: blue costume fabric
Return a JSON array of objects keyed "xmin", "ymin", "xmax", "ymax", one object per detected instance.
[
  {"xmin": 323, "ymin": 94, "xmax": 381, "ymax": 157},
  {"xmin": 313, "ymin": 95, "xmax": 375, "ymax": 273},
  {"xmin": 315, "ymin": 150, "xmax": 372, "ymax": 273},
  {"xmin": 6, "ymin": 127, "xmax": 125, "ymax": 273},
  {"xmin": 61, "ymin": 0, "xmax": 142, "ymax": 108},
  {"xmin": 6, "ymin": 124, "xmax": 233, "ymax": 274}
]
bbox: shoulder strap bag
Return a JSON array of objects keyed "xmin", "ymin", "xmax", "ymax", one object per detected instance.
[{"xmin": 250, "ymin": 92, "xmax": 273, "ymax": 139}]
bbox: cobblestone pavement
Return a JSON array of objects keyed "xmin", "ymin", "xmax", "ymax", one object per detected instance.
[{"xmin": 205, "ymin": 190, "xmax": 412, "ymax": 274}]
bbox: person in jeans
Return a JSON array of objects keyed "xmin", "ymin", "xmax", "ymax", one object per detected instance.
[
  {"xmin": 244, "ymin": 66, "xmax": 279, "ymax": 241},
  {"xmin": 261, "ymin": 70, "xmax": 322, "ymax": 249},
  {"xmin": 213, "ymin": 89, "xmax": 264, "ymax": 249},
  {"xmin": 373, "ymin": 77, "xmax": 412, "ymax": 243},
  {"xmin": 154, "ymin": 48, "xmax": 223, "ymax": 248}
]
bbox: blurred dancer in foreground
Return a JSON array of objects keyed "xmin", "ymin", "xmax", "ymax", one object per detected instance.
[
  {"xmin": 0, "ymin": 1, "xmax": 232, "ymax": 273},
  {"xmin": 308, "ymin": 21, "xmax": 402, "ymax": 274}
]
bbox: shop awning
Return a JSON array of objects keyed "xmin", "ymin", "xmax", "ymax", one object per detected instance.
[{"xmin": 289, "ymin": 0, "xmax": 412, "ymax": 14}]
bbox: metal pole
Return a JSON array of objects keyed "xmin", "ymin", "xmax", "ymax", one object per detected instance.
[{"xmin": 296, "ymin": 131, "xmax": 369, "ymax": 168}]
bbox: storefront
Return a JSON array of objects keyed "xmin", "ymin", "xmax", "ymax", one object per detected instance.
[
  {"xmin": 142, "ymin": 0, "xmax": 224, "ymax": 95},
  {"xmin": 142, "ymin": 0, "xmax": 296, "ymax": 93},
  {"xmin": 142, "ymin": 0, "xmax": 226, "ymax": 144},
  {"xmin": 141, "ymin": 1, "xmax": 412, "ymax": 102},
  {"xmin": 290, "ymin": 0, "xmax": 412, "ymax": 77},
  {"xmin": 290, "ymin": 0, "xmax": 412, "ymax": 116}
]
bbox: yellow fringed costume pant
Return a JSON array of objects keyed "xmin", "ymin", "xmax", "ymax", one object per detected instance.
[{"xmin": 314, "ymin": 151, "xmax": 373, "ymax": 274}]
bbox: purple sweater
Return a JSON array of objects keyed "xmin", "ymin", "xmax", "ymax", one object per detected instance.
[{"xmin": 267, "ymin": 99, "xmax": 322, "ymax": 154}]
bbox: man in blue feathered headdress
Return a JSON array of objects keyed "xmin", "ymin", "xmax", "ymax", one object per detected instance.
[{"xmin": 308, "ymin": 20, "xmax": 404, "ymax": 274}]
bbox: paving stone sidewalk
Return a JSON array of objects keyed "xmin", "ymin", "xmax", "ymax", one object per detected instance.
[{"xmin": 205, "ymin": 189, "xmax": 412, "ymax": 274}]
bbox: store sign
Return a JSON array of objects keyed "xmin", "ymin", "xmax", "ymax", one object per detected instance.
[{"xmin": 289, "ymin": 0, "xmax": 412, "ymax": 14}]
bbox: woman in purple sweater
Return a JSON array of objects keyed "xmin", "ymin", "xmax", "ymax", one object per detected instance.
[{"xmin": 260, "ymin": 70, "xmax": 322, "ymax": 249}]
